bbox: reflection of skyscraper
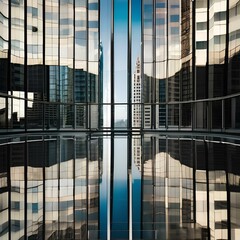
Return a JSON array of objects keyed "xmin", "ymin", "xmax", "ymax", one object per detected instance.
[
  {"xmin": 132, "ymin": 136, "xmax": 141, "ymax": 172},
  {"xmin": 132, "ymin": 57, "xmax": 142, "ymax": 128},
  {"xmin": 0, "ymin": 0, "xmax": 101, "ymax": 130}
]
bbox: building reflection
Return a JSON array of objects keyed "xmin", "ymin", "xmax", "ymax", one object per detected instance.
[
  {"xmin": 1, "ymin": 134, "xmax": 240, "ymax": 239},
  {"xmin": 0, "ymin": 135, "xmax": 102, "ymax": 240}
]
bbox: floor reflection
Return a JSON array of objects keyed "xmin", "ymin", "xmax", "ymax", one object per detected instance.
[{"xmin": 0, "ymin": 134, "xmax": 240, "ymax": 239}]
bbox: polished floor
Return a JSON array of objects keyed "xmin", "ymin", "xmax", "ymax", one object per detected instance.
[{"xmin": 0, "ymin": 133, "xmax": 240, "ymax": 239}]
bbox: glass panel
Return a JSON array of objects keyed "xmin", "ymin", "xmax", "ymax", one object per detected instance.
[
  {"xmin": 114, "ymin": 105, "xmax": 127, "ymax": 129},
  {"xmin": 224, "ymin": 98, "xmax": 232, "ymax": 129},
  {"xmin": 229, "ymin": 142, "xmax": 240, "ymax": 240},
  {"xmin": 74, "ymin": 62, "xmax": 87, "ymax": 103},
  {"xmin": 60, "ymin": 104, "xmax": 74, "ymax": 128},
  {"xmin": 0, "ymin": 97, "xmax": 6, "ymax": 128},
  {"xmin": 114, "ymin": 0, "xmax": 128, "ymax": 105},
  {"xmin": 159, "ymin": 104, "xmax": 166, "ymax": 127},
  {"xmin": 45, "ymin": 0, "xmax": 59, "ymax": 102},
  {"xmin": 212, "ymin": 100, "xmax": 222, "ymax": 129},
  {"xmin": 0, "ymin": 144, "xmax": 8, "ymax": 239},
  {"xmin": 208, "ymin": 0, "xmax": 227, "ymax": 98},
  {"xmin": 0, "ymin": 0, "xmax": 9, "ymax": 93},
  {"xmin": 75, "ymin": 137, "xmax": 87, "ymax": 239},
  {"xmin": 10, "ymin": 142, "xmax": 25, "ymax": 240},
  {"xmin": 228, "ymin": 0, "xmax": 240, "ymax": 94},
  {"xmin": 180, "ymin": 140, "xmax": 194, "ymax": 224},
  {"xmin": 45, "ymin": 103, "xmax": 59, "ymax": 129},
  {"xmin": 27, "ymin": 101, "xmax": 43, "ymax": 129},
  {"xmin": 27, "ymin": 0, "xmax": 44, "ymax": 102},
  {"xmin": 143, "ymin": 104, "xmax": 152, "ymax": 129},
  {"xmin": 156, "ymin": 64, "xmax": 167, "ymax": 103},
  {"xmin": 89, "ymin": 104, "xmax": 99, "ymax": 129},
  {"xmin": 111, "ymin": 137, "xmax": 128, "ymax": 239},
  {"xmin": 195, "ymin": 140, "xmax": 208, "ymax": 236},
  {"xmin": 88, "ymin": 0, "xmax": 99, "ymax": 62},
  {"xmin": 168, "ymin": 0, "xmax": 181, "ymax": 103},
  {"xmin": 195, "ymin": 0, "xmax": 208, "ymax": 100},
  {"xmin": 59, "ymin": 137, "xmax": 74, "ymax": 239},
  {"xmin": 88, "ymin": 62, "xmax": 99, "ymax": 104},
  {"xmin": 235, "ymin": 96, "xmax": 240, "ymax": 129},
  {"xmin": 59, "ymin": 0, "xmax": 74, "ymax": 104},
  {"xmin": 196, "ymin": 101, "xmax": 207, "ymax": 129},
  {"xmin": 45, "ymin": 139, "xmax": 58, "ymax": 239},
  {"xmin": 11, "ymin": 0, "xmax": 25, "ymax": 92},
  {"xmin": 12, "ymin": 97, "xmax": 25, "ymax": 129},
  {"xmin": 181, "ymin": 103, "xmax": 191, "ymax": 127},
  {"xmin": 88, "ymin": 137, "xmax": 100, "ymax": 239},
  {"xmin": 132, "ymin": 103, "xmax": 142, "ymax": 128},
  {"xmin": 168, "ymin": 104, "xmax": 179, "ymax": 127},
  {"xmin": 208, "ymin": 142, "xmax": 227, "ymax": 239},
  {"xmin": 132, "ymin": 136, "xmax": 142, "ymax": 239},
  {"xmin": 75, "ymin": 104, "xmax": 87, "ymax": 129},
  {"xmin": 143, "ymin": 0, "xmax": 153, "ymax": 63},
  {"xmin": 143, "ymin": 63, "xmax": 153, "ymax": 103},
  {"xmin": 142, "ymin": 136, "xmax": 154, "ymax": 239},
  {"xmin": 27, "ymin": 141, "xmax": 44, "ymax": 239}
]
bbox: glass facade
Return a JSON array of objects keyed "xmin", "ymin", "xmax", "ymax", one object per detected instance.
[
  {"xmin": 141, "ymin": 0, "xmax": 240, "ymax": 131},
  {"xmin": 0, "ymin": 0, "xmax": 240, "ymax": 131},
  {"xmin": 1, "ymin": 0, "xmax": 240, "ymax": 239},
  {"xmin": 0, "ymin": 0, "xmax": 101, "ymax": 131}
]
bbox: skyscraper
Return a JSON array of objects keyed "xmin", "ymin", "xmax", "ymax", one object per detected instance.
[{"xmin": 1, "ymin": 0, "xmax": 240, "ymax": 240}]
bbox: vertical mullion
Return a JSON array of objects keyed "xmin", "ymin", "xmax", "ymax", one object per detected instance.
[
  {"xmin": 97, "ymin": 137, "xmax": 101, "ymax": 239},
  {"xmin": 73, "ymin": 136, "xmax": 76, "ymax": 239},
  {"xmin": 128, "ymin": 0, "xmax": 132, "ymax": 130},
  {"xmin": 6, "ymin": 0, "xmax": 11, "ymax": 130},
  {"xmin": 111, "ymin": 0, "xmax": 114, "ymax": 130},
  {"xmin": 224, "ymin": 0, "xmax": 229, "ymax": 97},
  {"xmin": 192, "ymin": 0, "xmax": 196, "ymax": 101},
  {"xmin": 166, "ymin": 0, "xmax": 169, "ymax": 129},
  {"xmin": 128, "ymin": 134, "xmax": 132, "ymax": 240},
  {"xmin": 7, "ymin": 142, "xmax": 11, "ymax": 240},
  {"xmin": 141, "ymin": 0, "xmax": 143, "ymax": 130},
  {"xmin": 140, "ymin": 133, "xmax": 144, "ymax": 239},
  {"xmin": 86, "ymin": 0, "xmax": 89, "ymax": 129},
  {"xmin": 206, "ymin": 0, "xmax": 209, "ymax": 100},
  {"xmin": 24, "ymin": 139, "xmax": 27, "ymax": 240},
  {"xmin": 152, "ymin": 136, "xmax": 156, "ymax": 236},
  {"xmin": 58, "ymin": 0, "xmax": 60, "ymax": 129},
  {"xmin": 42, "ymin": 138, "xmax": 46, "ymax": 240},
  {"xmin": 24, "ymin": 0, "xmax": 27, "ymax": 132},
  {"xmin": 86, "ymin": 135, "xmax": 89, "ymax": 236},
  {"xmin": 192, "ymin": 0, "xmax": 196, "ymax": 131},
  {"xmin": 193, "ymin": 139, "xmax": 196, "ymax": 223},
  {"xmin": 57, "ymin": 136, "xmax": 60, "ymax": 239},
  {"xmin": 226, "ymin": 145, "xmax": 231, "ymax": 239},
  {"xmin": 110, "ymin": 133, "xmax": 114, "ymax": 238},
  {"xmin": 205, "ymin": 140, "xmax": 210, "ymax": 239},
  {"xmin": 128, "ymin": 0, "xmax": 132, "ymax": 236},
  {"xmin": 73, "ymin": 0, "xmax": 76, "ymax": 129},
  {"xmin": 43, "ymin": 0, "xmax": 46, "ymax": 130},
  {"xmin": 152, "ymin": 0, "xmax": 156, "ymax": 129},
  {"xmin": 98, "ymin": 0, "xmax": 101, "ymax": 129}
]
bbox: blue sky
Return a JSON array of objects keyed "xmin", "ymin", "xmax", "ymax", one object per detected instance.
[{"xmin": 100, "ymin": 0, "xmax": 141, "ymax": 120}]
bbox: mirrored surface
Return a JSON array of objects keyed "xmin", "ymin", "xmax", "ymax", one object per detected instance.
[{"xmin": 1, "ymin": 133, "xmax": 240, "ymax": 239}]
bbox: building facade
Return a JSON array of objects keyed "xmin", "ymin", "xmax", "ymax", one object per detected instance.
[
  {"xmin": 142, "ymin": 0, "xmax": 240, "ymax": 132},
  {"xmin": 1, "ymin": 0, "xmax": 240, "ymax": 240},
  {"xmin": 0, "ymin": 0, "xmax": 101, "ymax": 131}
]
